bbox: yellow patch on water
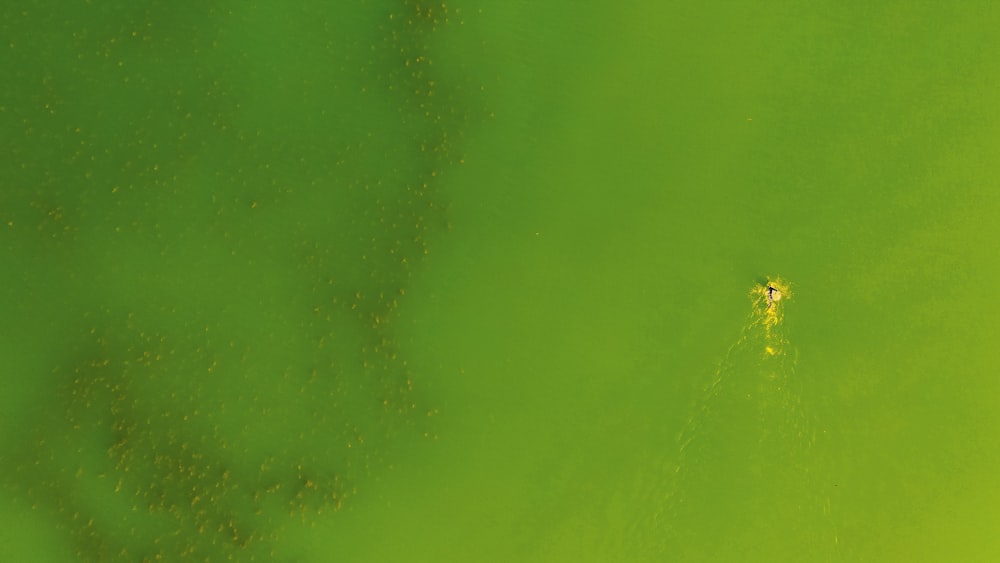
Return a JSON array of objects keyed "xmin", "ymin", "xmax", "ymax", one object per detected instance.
[
  {"xmin": 750, "ymin": 277, "xmax": 792, "ymax": 356},
  {"xmin": 646, "ymin": 275, "xmax": 806, "ymax": 553}
]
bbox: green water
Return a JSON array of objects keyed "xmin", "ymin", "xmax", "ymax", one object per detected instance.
[{"xmin": 2, "ymin": 2, "xmax": 999, "ymax": 561}]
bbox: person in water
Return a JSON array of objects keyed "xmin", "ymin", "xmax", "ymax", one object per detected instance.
[{"xmin": 766, "ymin": 284, "xmax": 782, "ymax": 308}]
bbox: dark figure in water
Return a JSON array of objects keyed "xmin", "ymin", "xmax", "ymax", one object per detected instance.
[{"xmin": 766, "ymin": 285, "xmax": 782, "ymax": 308}]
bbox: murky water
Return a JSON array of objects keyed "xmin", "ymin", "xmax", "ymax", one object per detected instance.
[{"xmin": 2, "ymin": 2, "xmax": 1000, "ymax": 562}]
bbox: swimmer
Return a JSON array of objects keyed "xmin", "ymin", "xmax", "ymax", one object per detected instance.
[{"xmin": 766, "ymin": 284, "xmax": 782, "ymax": 308}]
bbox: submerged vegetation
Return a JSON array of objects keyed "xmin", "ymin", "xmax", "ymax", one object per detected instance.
[{"xmin": 1, "ymin": 1, "xmax": 474, "ymax": 560}]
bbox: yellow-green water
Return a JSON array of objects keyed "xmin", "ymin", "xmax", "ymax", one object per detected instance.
[{"xmin": 2, "ymin": 2, "xmax": 999, "ymax": 561}]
